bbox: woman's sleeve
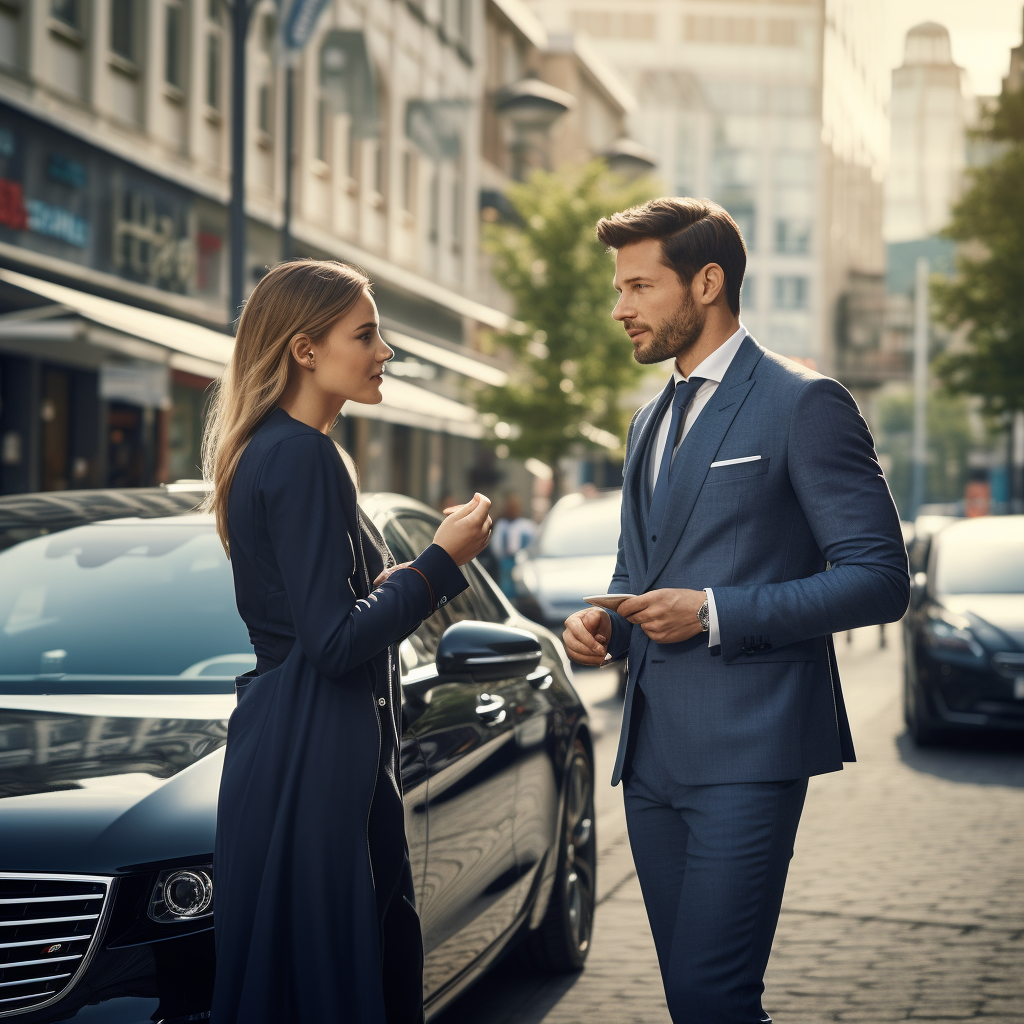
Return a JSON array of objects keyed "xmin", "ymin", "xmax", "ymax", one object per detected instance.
[{"xmin": 259, "ymin": 433, "xmax": 468, "ymax": 678}]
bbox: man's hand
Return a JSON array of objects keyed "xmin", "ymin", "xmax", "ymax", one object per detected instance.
[
  {"xmin": 616, "ymin": 589, "xmax": 706, "ymax": 645},
  {"xmin": 563, "ymin": 607, "xmax": 612, "ymax": 666}
]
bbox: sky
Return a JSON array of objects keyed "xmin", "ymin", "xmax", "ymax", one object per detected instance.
[{"xmin": 885, "ymin": 0, "xmax": 1023, "ymax": 96}]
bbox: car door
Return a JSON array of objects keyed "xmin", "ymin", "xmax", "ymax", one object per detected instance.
[{"xmin": 384, "ymin": 512, "xmax": 521, "ymax": 997}]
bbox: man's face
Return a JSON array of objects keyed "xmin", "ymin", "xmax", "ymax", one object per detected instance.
[{"xmin": 611, "ymin": 238, "xmax": 706, "ymax": 365}]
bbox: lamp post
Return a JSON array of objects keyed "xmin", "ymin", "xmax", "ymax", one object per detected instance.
[
  {"xmin": 228, "ymin": 0, "xmax": 257, "ymax": 330},
  {"xmin": 910, "ymin": 256, "xmax": 929, "ymax": 517},
  {"xmin": 495, "ymin": 76, "xmax": 574, "ymax": 180},
  {"xmin": 600, "ymin": 137, "xmax": 658, "ymax": 180}
]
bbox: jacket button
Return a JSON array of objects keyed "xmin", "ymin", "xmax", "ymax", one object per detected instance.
[
  {"xmin": 378, "ymin": 697, "xmax": 386, "ymax": 707},
  {"xmin": 438, "ymin": 595, "xmax": 447, "ymax": 606}
]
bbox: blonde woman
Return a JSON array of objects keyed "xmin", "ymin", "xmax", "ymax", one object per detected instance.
[{"xmin": 204, "ymin": 260, "xmax": 491, "ymax": 1024}]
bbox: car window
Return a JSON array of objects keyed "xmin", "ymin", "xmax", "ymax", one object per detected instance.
[
  {"xmin": 394, "ymin": 513, "xmax": 484, "ymax": 625},
  {"xmin": 535, "ymin": 492, "xmax": 621, "ymax": 556},
  {"xmin": 464, "ymin": 562, "xmax": 507, "ymax": 623},
  {"xmin": 0, "ymin": 523, "xmax": 253, "ymax": 681},
  {"xmin": 934, "ymin": 526, "xmax": 1024, "ymax": 595},
  {"xmin": 383, "ymin": 517, "xmax": 447, "ymax": 673}
]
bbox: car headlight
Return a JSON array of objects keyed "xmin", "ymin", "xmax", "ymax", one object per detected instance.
[
  {"xmin": 149, "ymin": 865, "xmax": 213, "ymax": 923},
  {"xmin": 924, "ymin": 610, "xmax": 985, "ymax": 660}
]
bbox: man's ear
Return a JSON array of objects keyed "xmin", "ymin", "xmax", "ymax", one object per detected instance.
[{"xmin": 694, "ymin": 263, "xmax": 726, "ymax": 307}]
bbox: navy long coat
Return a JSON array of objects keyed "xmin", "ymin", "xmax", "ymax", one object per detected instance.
[{"xmin": 211, "ymin": 408, "xmax": 468, "ymax": 1024}]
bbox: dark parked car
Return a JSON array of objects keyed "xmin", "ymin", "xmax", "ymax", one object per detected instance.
[
  {"xmin": 0, "ymin": 487, "xmax": 595, "ymax": 1023},
  {"xmin": 903, "ymin": 515, "xmax": 1024, "ymax": 744}
]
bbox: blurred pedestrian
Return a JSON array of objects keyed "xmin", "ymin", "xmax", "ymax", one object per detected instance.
[
  {"xmin": 202, "ymin": 259, "xmax": 491, "ymax": 1024},
  {"xmin": 493, "ymin": 493, "xmax": 536, "ymax": 597},
  {"xmin": 563, "ymin": 198, "xmax": 909, "ymax": 1024}
]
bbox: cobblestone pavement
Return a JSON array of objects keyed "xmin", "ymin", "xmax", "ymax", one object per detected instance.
[{"xmin": 436, "ymin": 627, "xmax": 1024, "ymax": 1023}]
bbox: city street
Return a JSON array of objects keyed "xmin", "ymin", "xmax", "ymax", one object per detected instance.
[{"xmin": 437, "ymin": 627, "xmax": 1024, "ymax": 1023}]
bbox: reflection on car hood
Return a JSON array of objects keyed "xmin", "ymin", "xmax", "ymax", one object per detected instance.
[
  {"xmin": 526, "ymin": 555, "xmax": 618, "ymax": 604},
  {"xmin": 943, "ymin": 594, "xmax": 1024, "ymax": 647},
  {"xmin": 0, "ymin": 694, "xmax": 234, "ymax": 874}
]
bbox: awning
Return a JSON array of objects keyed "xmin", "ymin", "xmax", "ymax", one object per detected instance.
[
  {"xmin": 342, "ymin": 376, "xmax": 482, "ymax": 438},
  {"xmin": 383, "ymin": 326, "xmax": 508, "ymax": 386},
  {"xmin": 0, "ymin": 268, "xmax": 234, "ymax": 374},
  {"xmin": 0, "ymin": 268, "xmax": 484, "ymax": 437}
]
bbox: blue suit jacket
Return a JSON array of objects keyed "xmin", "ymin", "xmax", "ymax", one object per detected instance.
[{"xmin": 607, "ymin": 335, "xmax": 910, "ymax": 786}]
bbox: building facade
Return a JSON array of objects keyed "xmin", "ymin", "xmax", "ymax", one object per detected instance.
[
  {"xmin": 521, "ymin": 0, "xmax": 888, "ymax": 383},
  {"xmin": 0, "ymin": 0, "xmax": 515, "ymax": 504}
]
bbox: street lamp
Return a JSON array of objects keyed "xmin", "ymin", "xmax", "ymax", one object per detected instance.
[
  {"xmin": 600, "ymin": 137, "xmax": 658, "ymax": 180},
  {"xmin": 495, "ymin": 75, "xmax": 574, "ymax": 180}
]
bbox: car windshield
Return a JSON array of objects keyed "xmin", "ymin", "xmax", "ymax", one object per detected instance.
[
  {"xmin": 934, "ymin": 526, "xmax": 1024, "ymax": 595},
  {"xmin": 0, "ymin": 520, "xmax": 254, "ymax": 688},
  {"xmin": 536, "ymin": 493, "xmax": 621, "ymax": 557}
]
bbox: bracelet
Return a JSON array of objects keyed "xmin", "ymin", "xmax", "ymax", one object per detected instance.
[{"xmin": 395, "ymin": 565, "xmax": 435, "ymax": 612}]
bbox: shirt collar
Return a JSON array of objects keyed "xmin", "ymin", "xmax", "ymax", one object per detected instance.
[{"xmin": 671, "ymin": 321, "xmax": 748, "ymax": 386}]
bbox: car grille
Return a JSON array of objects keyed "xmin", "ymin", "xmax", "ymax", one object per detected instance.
[{"xmin": 0, "ymin": 873, "xmax": 113, "ymax": 1018}]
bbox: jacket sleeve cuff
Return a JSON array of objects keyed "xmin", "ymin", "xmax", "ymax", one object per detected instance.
[
  {"xmin": 607, "ymin": 609, "xmax": 632, "ymax": 660},
  {"xmin": 410, "ymin": 543, "xmax": 470, "ymax": 611}
]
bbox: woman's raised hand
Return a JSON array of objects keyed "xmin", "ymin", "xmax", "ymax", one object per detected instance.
[{"xmin": 434, "ymin": 493, "xmax": 493, "ymax": 566}]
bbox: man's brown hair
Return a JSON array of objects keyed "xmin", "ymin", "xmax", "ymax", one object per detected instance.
[{"xmin": 596, "ymin": 198, "xmax": 746, "ymax": 315}]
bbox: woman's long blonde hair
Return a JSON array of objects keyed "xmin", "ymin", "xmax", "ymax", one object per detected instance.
[{"xmin": 202, "ymin": 259, "xmax": 370, "ymax": 554}]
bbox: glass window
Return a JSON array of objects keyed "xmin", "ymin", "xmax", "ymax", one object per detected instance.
[
  {"xmin": 51, "ymin": 0, "xmax": 80, "ymax": 30},
  {"xmin": 206, "ymin": 33, "xmax": 220, "ymax": 109},
  {"xmin": 536, "ymin": 493, "xmax": 622, "ymax": 557},
  {"xmin": 465, "ymin": 562, "xmax": 507, "ymax": 623},
  {"xmin": 316, "ymin": 98, "xmax": 327, "ymax": 160},
  {"xmin": 110, "ymin": 0, "xmax": 133, "ymax": 60},
  {"xmin": 259, "ymin": 84, "xmax": 272, "ymax": 135},
  {"xmin": 773, "ymin": 275, "xmax": 809, "ymax": 310},
  {"xmin": 0, "ymin": 523, "xmax": 253, "ymax": 682},
  {"xmin": 934, "ymin": 529, "xmax": 1024, "ymax": 595},
  {"xmin": 740, "ymin": 275, "xmax": 756, "ymax": 311},
  {"xmin": 165, "ymin": 4, "xmax": 182, "ymax": 88},
  {"xmin": 775, "ymin": 218, "xmax": 812, "ymax": 254}
]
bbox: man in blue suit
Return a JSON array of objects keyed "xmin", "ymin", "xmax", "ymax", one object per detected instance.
[{"xmin": 563, "ymin": 198, "xmax": 909, "ymax": 1023}]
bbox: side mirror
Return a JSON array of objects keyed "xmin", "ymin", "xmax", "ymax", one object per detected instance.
[
  {"xmin": 910, "ymin": 571, "xmax": 928, "ymax": 609},
  {"xmin": 436, "ymin": 621, "xmax": 542, "ymax": 683}
]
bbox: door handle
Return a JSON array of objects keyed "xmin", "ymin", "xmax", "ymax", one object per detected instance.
[{"xmin": 475, "ymin": 693, "xmax": 507, "ymax": 725}]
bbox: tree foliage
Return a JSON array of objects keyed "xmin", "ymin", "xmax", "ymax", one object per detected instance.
[
  {"xmin": 933, "ymin": 89, "xmax": 1024, "ymax": 416},
  {"xmin": 477, "ymin": 161, "xmax": 655, "ymax": 475}
]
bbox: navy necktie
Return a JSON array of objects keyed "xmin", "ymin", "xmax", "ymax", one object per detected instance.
[{"xmin": 648, "ymin": 376, "xmax": 706, "ymax": 541}]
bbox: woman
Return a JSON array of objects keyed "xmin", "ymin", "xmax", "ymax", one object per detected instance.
[{"xmin": 203, "ymin": 260, "xmax": 491, "ymax": 1024}]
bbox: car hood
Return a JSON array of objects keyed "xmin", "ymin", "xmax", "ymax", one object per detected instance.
[
  {"xmin": 525, "ymin": 554, "xmax": 618, "ymax": 604},
  {"xmin": 942, "ymin": 594, "xmax": 1024, "ymax": 647},
  {"xmin": 0, "ymin": 693, "xmax": 234, "ymax": 874}
]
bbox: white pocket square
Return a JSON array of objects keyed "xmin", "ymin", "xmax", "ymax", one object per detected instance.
[{"xmin": 710, "ymin": 455, "xmax": 762, "ymax": 467}]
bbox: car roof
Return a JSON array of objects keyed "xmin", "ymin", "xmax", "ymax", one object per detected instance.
[
  {"xmin": 937, "ymin": 515, "xmax": 1024, "ymax": 545},
  {"xmin": 0, "ymin": 487, "xmax": 431, "ymax": 548}
]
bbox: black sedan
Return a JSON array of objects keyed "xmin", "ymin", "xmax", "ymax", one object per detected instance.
[
  {"xmin": 903, "ymin": 515, "xmax": 1024, "ymax": 744},
  {"xmin": 0, "ymin": 487, "xmax": 596, "ymax": 1023}
]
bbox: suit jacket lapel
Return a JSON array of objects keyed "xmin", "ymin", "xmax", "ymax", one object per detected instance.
[
  {"xmin": 622, "ymin": 378, "xmax": 674, "ymax": 581},
  {"xmin": 643, "ymin": 336, "xmax": 764, "ymax": 590}
]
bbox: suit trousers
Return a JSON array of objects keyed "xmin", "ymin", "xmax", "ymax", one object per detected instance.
[{"xmin": 624, "ymin": 699, "xmax": 808, "ymax": 1024}]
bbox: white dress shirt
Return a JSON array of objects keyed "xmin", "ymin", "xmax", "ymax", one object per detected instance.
[{"xmin": 648, "ymin": 322, "xmax": 748, "ymax": 647}]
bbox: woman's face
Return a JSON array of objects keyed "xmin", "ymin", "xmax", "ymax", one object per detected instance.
[{"xmin": 311, "ymin": 291, "xmax": 393, "ymax": 406}]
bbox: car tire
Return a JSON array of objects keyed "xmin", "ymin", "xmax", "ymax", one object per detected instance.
[
  {"xmin": 904, "ymin": 662, "xmax": 945, "ymax": 747},
  {"xmin": 528, "ymin": 738, "xmax": 597, "ymax": 973}
]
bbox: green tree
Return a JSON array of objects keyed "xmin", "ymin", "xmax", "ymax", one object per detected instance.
[
  {"xmin": 933, "ymin": 89, "xmax": 1024, "ymax": 417},
  {"xmin": 873, "ymin": 388, "xmax": 976, "ymax": 517},
  {"xmin": 478, "ymin": 161, "xmax": 655, "ymax": 488}
]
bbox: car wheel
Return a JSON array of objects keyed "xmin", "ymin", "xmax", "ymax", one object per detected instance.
[
  {"xmin": 529, "ymin": 738, "xmax": 596, "ymax": 973},
  {"xmin": 904, "ymin": 663, "xmax": 944, "ymax": 746}
]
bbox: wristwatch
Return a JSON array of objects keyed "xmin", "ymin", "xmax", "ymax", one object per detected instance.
[{"xmin": 697, "ymin": 594, "xmax": 710, "ymax": 632}]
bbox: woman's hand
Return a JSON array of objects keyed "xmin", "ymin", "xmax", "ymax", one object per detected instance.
[
  {"xmin": 434, "ymin": 493, "xmax": 493, "ymax": 566},
  {"xmin": 373, "ymin": 561, "xmax": 411, "ymax": 586}
]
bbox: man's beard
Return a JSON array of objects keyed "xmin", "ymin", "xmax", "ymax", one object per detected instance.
[{"xmin": 627, "ymin": 293, "xmax": 706, "ymax": 365}]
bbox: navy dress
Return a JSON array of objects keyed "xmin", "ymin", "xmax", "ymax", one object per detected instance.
[{"xmin": 211, "ymin": 408, "xmax": 468, "ymax": 1024}]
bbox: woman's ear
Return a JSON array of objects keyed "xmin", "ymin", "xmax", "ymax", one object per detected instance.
[{"xmin": 289, "ymin": 333, "xmax": 315, "ymax": 370}]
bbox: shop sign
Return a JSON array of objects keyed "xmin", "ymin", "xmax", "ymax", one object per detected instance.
[
  {"xmin": 100, "ymin": 363, "xmax": 171, "ymax": 409},
  {"xmin": 0, "ymin": 102, "xmax": 225, "ymax": 301}
]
